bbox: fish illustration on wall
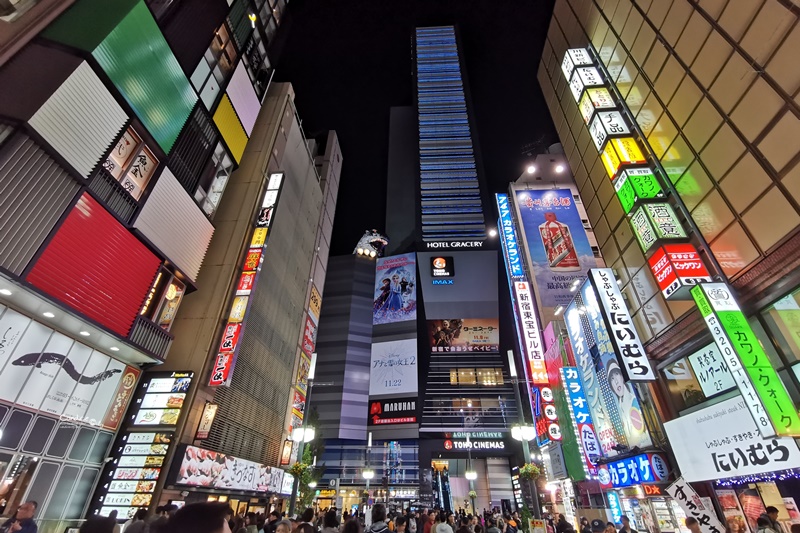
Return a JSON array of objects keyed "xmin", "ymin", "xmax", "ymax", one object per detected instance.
[{"xmin": 12, "ymin": 353, "xmax": 122, "ymax": 385}]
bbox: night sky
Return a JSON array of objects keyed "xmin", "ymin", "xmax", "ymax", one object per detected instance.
[{"xmin": 275, "ymin": 0, "xmax": 558, "ymax": 256}]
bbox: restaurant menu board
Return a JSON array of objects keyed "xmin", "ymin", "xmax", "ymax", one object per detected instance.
[
  {"xmin": 98, "ymin": 431, "xmax": 173, "ymax": 519},
  {"xmin": 89, "ymin": 371, "xmax": 193, "ymax": 518},
  {"xmin": 0, "ymin": 304, "xmax": 140, "ymax": 430},
  {"xmin": 129, "ymin": 374, "xmax": 191, "ymax": 428},
  {"xmin": 174, "ymin": 445, "xmax": 272, "ymax": 492}
]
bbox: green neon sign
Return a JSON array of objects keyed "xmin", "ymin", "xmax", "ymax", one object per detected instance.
[{"xmin": 692, "ymin": 284, "xmax": 800, "ymax": 437}]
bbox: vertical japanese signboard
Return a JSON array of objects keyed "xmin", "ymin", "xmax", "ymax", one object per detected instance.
[
  {"xmin": 648, "ymin": 244, "xmax": 712, "ymax": 299},
  {"xmin": 561, "ymin": 367, "xmax": 599, "ymax": 475},
  {"xmin": 589, "ymin": 269, "xmax": 655, "ymax": 381},
  {"xmin": 210, "ymin": 172, "xmax": 284, "ymax": 386},
  {"xmin": 666, "ymin": 477, "xmax": 726, "ymax": 533},
  {"xmin": 497, "ymin": 194, "xmax": 524, "ymax": 281},
  {"xmin": 692, "ymin": 283, "xmax": 800, "ymax": 437},
  {"xmin": 514, "ymin": 281, "xmax": 546, "ymax": 384}
]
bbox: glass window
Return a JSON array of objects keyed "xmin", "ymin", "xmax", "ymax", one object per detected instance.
[
  {"xmin": 191, "ymin": 23, "xmax": 238, "ymax": 110},
  {"xmin": 201, "ymin": 143, "xmax": 236, "ymax": 216},
  {"xmin": 709, "ymin": 221, "xmax": 760, "ymax": 279},
  {"xmin": 103, "ymin": 127, "xmax": 159, "ymax": 200},
  {"xmin": 458, "ymin": 369, "xmax": 476, "ymax": 385},
  {"xmin": 477, "ymin": 369, "xmax": 503, "ymax": 386},
  {"xmin": 139, "ymin": 269, "xmax": 186, "ymax": 332},
  {"xmin": 449, "ymin": 368, "xmax": 504, "ymax": 386},
  {"xmin": 762, "ymin": 289, "xmax": 800, "ymax": 364},
  {"xmin": 661, "ymin": 358, "xmax": 707, "ymax": 412}
]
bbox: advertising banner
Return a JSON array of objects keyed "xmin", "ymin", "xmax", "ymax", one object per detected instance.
[
  {"xmin": 513, "ymin": 281, "xmax": 546, "ymax": 383},
  {"xmin": 368, "ymin": 339, "xmax": 418, "ymax": 397},
  {"xmin": 648, "ymin": 244, "xmax": 712, "ymax": 300},
  {"xmin": 580, "ymin": 280, "xmax": 653, "ymax": 448},
  {"xmin": 373, "ymin": 253, "xmax": 417, "ymax": 325},
  {"xmin": 309, "ymin": 285, "xmax": 322, "ymax": 323},
  {"xmin": 174, "ymin": 445, "xmax": 271, "ymax": 491},
  {"xmin": 195, "ymin": 403, "xmax": 218, "ymax": 440},
  {"xmin": 588, "ymin": 269, "xmax": 656, "ymax": 381},
  {"xmin": 564, "ymin": 297, "xmax": 619, "ymax": 456},
  {"xmin": 666, "ymin": 477, "xmax": 726, "ymax": 533},
  {"xmin": 210, "ymin": 172, "xmax": 284, "ymax": 387},
  {"xmin": 664, "ymin": 395, "xmax": 800, "ymax": 482},
  {"xmin": 515, "ymin": 189, "xmax": 595, "ymax": 309},
  {"xmin": 686, "ymin": 342, "xmax": 736, "ymax": 398},
  {"xmin": 302, "ymin": 317, "xmax": 317, "ymax": 356},
  {"xmin": 692, "ymin": 283, "xmax": 800, "ymax": 437},
  {"xmin": 561, "ymin": 367, "xmax": 600, "ymax": 474},
  {"xmin": 428, "ymin": 319, "xmax": 499, "ymax": 352},
  {"xmin": 496, "ymin": 194, "xmax": 524, "ymax": 280},
  {"xmin": 596, "ymin": 452, "xmax": 669, "ymax": 488},
  {"xmin": 368, "ymin": 398, "xmax": 417, "ymax": 426}
]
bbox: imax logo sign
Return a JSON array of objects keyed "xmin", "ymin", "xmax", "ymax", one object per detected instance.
[{"xmin": 432, "ymin": 279, "xmax": 454, "ymax": 285}]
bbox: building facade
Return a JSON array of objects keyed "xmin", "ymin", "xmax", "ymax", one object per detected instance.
[
  {"xmin": 531, "ymin": 0, "xmax": 800, "ymax": 528},
  {"xmin": 0, "ymin": 0, "xmax": 326, "ymax": 524}
]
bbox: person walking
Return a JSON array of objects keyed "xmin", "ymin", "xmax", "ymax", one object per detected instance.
[
  {"xmin": 618, "ymin": 517, "xmax": 637, "ymax": 533},
  {"xmin": 556, "ymin": 515, "xmax": 574, "ymax": 533},
  {"xmin": 367, "ymin": 504, "xmax": 390, "ymax": 533},
  {"xmin": 756, "ymin": 518, "xmax": 779, "ymax": 533},
  {"xmin": 0, "ymin": 501, "xmax": 38, "ymax": 533},
  {"xmin": 321, "ymin": 510, "xmax": 340, "ymax": 533}
]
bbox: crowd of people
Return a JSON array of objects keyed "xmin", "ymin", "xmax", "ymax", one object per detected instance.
[{"xmin": 3, "ymin": 498, "xmax": 796, "ymax": 533}]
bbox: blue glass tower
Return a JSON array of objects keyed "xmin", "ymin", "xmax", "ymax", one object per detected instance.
[{"xmin": 415, "ymin": 26, "xmax": 487, "ymax": 241}]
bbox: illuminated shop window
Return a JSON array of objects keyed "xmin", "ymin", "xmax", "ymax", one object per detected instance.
[
  {"xmin": 449, "ymin": 368, "xmax": 504, "ymax": 386},
  {"xmin": 104, "ymin": 127, "xmax": 159, "ymax": 200},
  {"xmin": 762, "ymin": 289, "xmax": 800, "ymax": 364},
  {"xmin": 140, "ymin": 269, "xmax": 186, "ymax": 331}
]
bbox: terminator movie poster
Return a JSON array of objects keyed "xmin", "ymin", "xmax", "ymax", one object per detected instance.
[
  {"xmin": 428, "ymin": 319, "xmax": 500, "ymax": 352},
  {"xmin": 373, "ymin": 253, "xmax": 417, "ymax": 325}
]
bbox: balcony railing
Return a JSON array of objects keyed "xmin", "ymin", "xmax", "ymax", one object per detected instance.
[
  {"xmin": 88, "ymin": 169, "xmax": 138, "ymax": 225},
  {"xmin": 128, "ymin": 315, "xmax": 173, "ymax": 360}
]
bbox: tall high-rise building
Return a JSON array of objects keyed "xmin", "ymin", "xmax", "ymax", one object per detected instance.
[
  {"xmin": 415, "ymin": 26, "xmax": 487, "ymax": 242},
  {"xmin": 314, "ymin": 25, "xmax": 521, "ymax": 514},
  {"xmin": 0, "ymin": 0, "xmax": 340, "ymax": 521},
  {"xmin": 530, "ymin": 0, "xmax": 800, "ymax": 524}
]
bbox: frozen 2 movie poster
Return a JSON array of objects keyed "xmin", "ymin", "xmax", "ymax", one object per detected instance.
[{"xmin": 373, "ymin": 253, "xmax": 417, "ymax": 325}]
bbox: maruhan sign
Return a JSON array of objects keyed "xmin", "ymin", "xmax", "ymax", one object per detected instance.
[{"xmin": 425, "ymin": 241, "xmax": 484, "ymax": 249}]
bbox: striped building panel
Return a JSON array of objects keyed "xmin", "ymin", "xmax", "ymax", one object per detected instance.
[
  {"xmin": 92, "ymin": 1, "xmax": 198, "ymax": 154},
  {"xmin": 28, "ymin": 62, "xmax": 128, "ymax": 178},
  {"xmin": 0, "ymin": 133, "xmax": 81, "ymax": 275}
]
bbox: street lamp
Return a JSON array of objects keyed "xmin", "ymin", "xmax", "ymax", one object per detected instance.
[
  {"xmin": 507, "ymin": 350, "xmax": 542, "ymax": 519},
  {"xmin": 308, "ymin": 481, "xmax": 318, "ymax": 488},
  {"xmin": 465, "ymin": 470, "xmax": 477, "ymax": 481},
  {"xmin": 292, "ymin": 427, "xmax": 316, "ymax": 442},
  {"xmin": 363, "ymin": 469, "xmax": 375, "ymax": 480},
  {"xmin": 288, "ymin": 425, "xmax": 316, "ymax": 516}
]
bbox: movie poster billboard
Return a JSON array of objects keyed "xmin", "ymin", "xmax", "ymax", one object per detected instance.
[
  {"xmin": 428, "ymin": 319, "xmax": 499, "ymax": 353},
  {"xmin": 515, "ymin": 189, "xmax": 596, "ymax": 309},
  {"xmin": 373, "ymin": 253, "xmax": 417, "ymax": 325},
  {"xmin": 369, "ymin": 339, "xmax": 418, "ymax": 397},
  {"xmin": 580, "ymin": 281, "xmax": 652, "ymax": 450}
]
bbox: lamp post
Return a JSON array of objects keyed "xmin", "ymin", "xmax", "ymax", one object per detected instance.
[
  {"xmin": 508, "ymin": 350, "xmax": 542, "ymax": 519},
  {"xmin": 288, "ymin": 426, "xmax": 316, "ymax": 516}
]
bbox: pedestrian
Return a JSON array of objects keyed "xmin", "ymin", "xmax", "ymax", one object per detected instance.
[
  {"xmin": 263, "ymin": 511, "xmax": 282, "ymax": 533},
  {"xmin": 241, "ymin": 512, "xmax": 259, "ymax": 533},
  {"xmin": 276, "ymin": 520, "xmax": 293, "ymax": 533},
  {"xmin": 397, "ymin": 517, "xmax": 408, "ymax": 533},
  {"xmin": 685, "ymin": 518, "xmax": 702, "ymax": 533},
  {"xmin": 425, "ymin": 512, "xmax": 436, "ymax": 533},
  {"xmin": 368, "ymin": 504, "xmax": 390, "ymax": 533},
  {"xmin": 163, "ymin": 502, "xmax": 232, "ymax": 533},
  {"xmin": 123, "ymin": 510, "xmax": 149, "ymax": 533},
  {"xmin": 297, "ymin": 509, "xmax": 317, "ymax": 533},
  {"xmin": 589, "ymin": 520, "xmax": 605, "ymax": 533},
  {"xmin": 580, "ymin": 518, "xmax": 591, "ymax": 533},
  {"xmin": 344, "ymin": 520, "xmax": 364, "ymax": 533},
  {"xmin": 457, "ymin": 517, "xmax": 471, "ymax": 533},
  {"xmin": 152, "ymin": 504, "xmax": 178, "ymax": 533},
  {"xmin": 603, "ymin": 523, "xmax": 615, "ymax": 533},
  {"xmin": 757, "ymin": 518, "xmax": 779, "ymax": 533},
  {"xmin": 322, "ymin": 510, "xmax": 340, "ymax": 533},
  {"xmin": 556, "ymin": 515, "xmax": 574, "ymax": 533},
  {"xmin": 618, "ymin": 517, "xmax": 637, "ymax": 533},
  {"xmin": 0, "ymin": 501, "xmax": 38, "ymax": 533},
  {"xmin": 760, "ymin": 507, "xmax": 781, "ymax": 532}
]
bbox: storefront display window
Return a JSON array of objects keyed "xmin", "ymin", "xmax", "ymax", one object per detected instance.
[
  {"xmin": 103, "ymin": 127, "xmax": 159, "ymax": 200},
  {"xmin": 139, "ymin": 269, "xmax": 186, "ymax": 332}
]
